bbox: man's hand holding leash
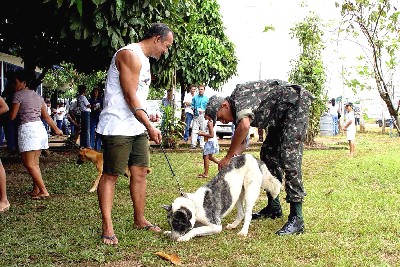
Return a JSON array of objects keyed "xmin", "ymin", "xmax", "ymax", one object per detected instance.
[{"xmin": 148, "ymin": 125, "xmax": 162, "ymax": 144}]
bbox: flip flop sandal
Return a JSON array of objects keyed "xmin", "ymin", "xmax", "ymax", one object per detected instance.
[
  {"xmin": 31, "ymin": 195, "xmax": 50, "ymax": 200},
  {"xmin": 139, "ymin": 224, "xmax": 161, "ymax": 233}
]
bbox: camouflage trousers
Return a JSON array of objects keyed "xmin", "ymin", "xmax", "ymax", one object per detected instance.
[{"xmin": 259, "ymin": 87, "xmax": 313, "ymax": 203}]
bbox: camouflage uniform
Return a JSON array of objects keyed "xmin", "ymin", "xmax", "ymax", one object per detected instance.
[{"xmin": 210, "ymin": 79, "xmax": 314, "ymax": 203}]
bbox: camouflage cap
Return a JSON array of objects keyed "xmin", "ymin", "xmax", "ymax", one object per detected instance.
[{"xmin": 205, "ymin": 95, "xmax": 225, "ymax": 125}]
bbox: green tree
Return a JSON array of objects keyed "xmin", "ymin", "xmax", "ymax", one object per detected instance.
[
  {"xmin": 151, "ymin": 0, "xmax": 238, "ymax": 112},
  {"xmin": 339, "ymin": 0, "xmax": 400, "ymax": 134},
  {"xmin": 0, "ymin": 0, "xmax": 186, "ymax": 88},
  {"xmin": 288, "ymin": 14, "xmax": 327, "ymax": 144},
  {"xmin": 42, "ymin": 63, "xmax": 106, "ymax": 100},
  {"xmin": 1, "ymin": 0, "xmax": 237, "ymax": 101}
]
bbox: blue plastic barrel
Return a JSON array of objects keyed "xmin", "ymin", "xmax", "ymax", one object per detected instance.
[{"xmin": 319, "ymin": 114, "xmax": 334, "ymax": 136}]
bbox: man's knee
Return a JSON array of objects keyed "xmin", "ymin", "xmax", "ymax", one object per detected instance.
[
  {"xmin": 129, "ymin": 166, "xmax": 150, "ymax": 181},
  {"xmin": 101, "ymin": 173, "xmax": 118, "ymax": 183}
]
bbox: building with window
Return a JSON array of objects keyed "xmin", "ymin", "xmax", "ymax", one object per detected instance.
[{"xmin": 0, "ymin": 52, "xmax": 42, "ymax": 95}]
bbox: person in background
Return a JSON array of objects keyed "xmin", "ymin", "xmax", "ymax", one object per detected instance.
[
  {"xmin": 197, "ymin": 113, "xmax": 219, "ymax": 178},
  {"xmin": 160, "ymin": 89, "xmax": 175, "ymax": 131},
  {"xmin": 190, "ymin": 84, "xmax": 208, "ymax": 149},
  {"xmin": 77, "ymin": 85, "xmax": 91, "ymax": 148},
  {"xmin": 9, "ymin": 69, "xmax": 63, "ymax": 200},
  {"xmin": 354, "ymin": 106, "xmax": 361, "ymax": 129},
  {"xmin": 0, "ymin": 97, "xmax": 10, "ymax": 212},
  {"xmin": 89, "ymin": 86, "xmax": 103, "ymax": 151},
  {"xmin": 183, "ymin": 85, "xmax": 196, "ymax": 142},
  {"xmin": 55, "ymin": 102, "xmax": 66, "ymax": 134},
  {"xmin": 43, "ymin": 100, "xmax": 52, "ymax": 136},
  {"xmin": 329, "ymin": 98, "xmax": 339, "ymax": 135},
  {"xmin": 96, "ymin": 23, "xmax": 173, "ymax": 245},
  {"xmin": 343, "ymin": 102, "xmax": 356, "ymax": 156},
  {"xmin": 258, "ymin": 128, "xmax": 264, "ymax": 142},
  {"xmin": 2, "ymin": 71, "xmax": 19, "ymax": 153},
  {"xmin": 66, "ymin": 99, "xmax": 81, "ymax": 147},
  {"xmin": 205, "ymin": 79, "xmax": 314, "ymax": 236},
  {"xmin": 161, "ymin": 89, "xmax": 174, "ymax": 108}
]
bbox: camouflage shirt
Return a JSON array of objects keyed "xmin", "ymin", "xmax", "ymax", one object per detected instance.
[{"xmin": 229, "ymin": 79, "xmax": 311, "ymax": 128}]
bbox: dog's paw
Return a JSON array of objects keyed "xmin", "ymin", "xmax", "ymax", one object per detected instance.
[
  {"xmin": 89, "ymin": 188, "xmax": 96, "ymax": 193},
  {"xmin": 177, "ymin": 235, "xmax": 191, "ymax": 242},
  {"xmin": 226, "ymin": 223, "xmax": 237, "ymax": 230},
  {"xmin": 237, "ymin": 230, "xmax": 248, "ymax": 237},
  {"xmin": 163, "ymin": 231, "xmax": 172, "ymax": 237}
]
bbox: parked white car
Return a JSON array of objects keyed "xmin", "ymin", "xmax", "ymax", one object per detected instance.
[{"xmin": 215, "ymin": 121, "xmax": 256, "ymax": 139}]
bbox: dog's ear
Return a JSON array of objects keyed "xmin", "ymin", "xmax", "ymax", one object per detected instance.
[
  {"xmin": 162, "ymin": 204, "xmax": 172, "ymax": 212},
  {"xmin": 176, "ymin": 207, "xmax": 192, "ymax": 220}
]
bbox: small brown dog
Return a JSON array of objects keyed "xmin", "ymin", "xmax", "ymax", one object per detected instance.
[{"xmin": 77, "ymin": 148, "xmax": 132, "ymax": 192}]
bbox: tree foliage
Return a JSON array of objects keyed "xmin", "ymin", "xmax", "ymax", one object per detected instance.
[
  {"xmin": 0, "ymin": 0, "xmax": 237, "ymax": 102},
  {"xmin": 288, "ymin": 15, "xmax": 327, "ymax": 144},
  {"xmin": 41, "ymin": 62, "xmax": 106, "ymax": 100},
  {"xmin": 338, "ymin": 0, "xmax": 400, "ymax": 133}
]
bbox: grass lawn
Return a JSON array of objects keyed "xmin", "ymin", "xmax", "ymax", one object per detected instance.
[{"xmin": 0, "ymin": 125, "xmax": 399, "ymax": 266}]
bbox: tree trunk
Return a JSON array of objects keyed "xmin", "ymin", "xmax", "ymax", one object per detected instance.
[{"xmin": 177, "ymin": 70, "xmax": 187, "ymax": 123}]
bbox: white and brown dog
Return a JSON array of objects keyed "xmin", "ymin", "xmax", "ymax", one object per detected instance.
[{"xmin": 163, "ymin": 154, "xmax": 281, "ymax": 242}]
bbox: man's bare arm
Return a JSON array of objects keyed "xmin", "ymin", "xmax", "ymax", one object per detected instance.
[{"xmin": 226, "ymin": 117, "xmax": 250, "ymax": 158}]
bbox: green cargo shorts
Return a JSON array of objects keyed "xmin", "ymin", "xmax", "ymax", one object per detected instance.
[{"xmin": 101, "ymin": 133, "xmax": 150, "ymax": 176}]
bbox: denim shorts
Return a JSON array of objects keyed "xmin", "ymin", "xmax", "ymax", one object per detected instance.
[{"xmin": 101, "ymin": 134, "xmax": 150, "ymax": 176}]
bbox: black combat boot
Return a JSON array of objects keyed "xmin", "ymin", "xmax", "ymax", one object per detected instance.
[
  {"xmin": 275, "ymin": 202, "xmax": 304, "ymax": 236},
  {"xmin": 252, "ymin": 206, "xmax": 282, "ymax": 220},
  {"xmin": 252, "ymin": 193, "xmax": 282, "ymax": 220},
  {"xmin": 275, "ymin": 216, "xmax": 304, "ymax": 236}
]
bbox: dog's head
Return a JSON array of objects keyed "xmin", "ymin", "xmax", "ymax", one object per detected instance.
[
  {"xmin": 77, "ymin": 148, "xmax": 90, "ymax": 165},
  {"xmin": 163, "ymin": 197, "xmax": 196, "ymax": 240}
]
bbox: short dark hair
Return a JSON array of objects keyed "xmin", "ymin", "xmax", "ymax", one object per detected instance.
[
  {"xmin": 14, "ymin": 69, "xmax": 29, "ymax": 83},
  {"xmin": 78, "ymin": 84, "xmax": 87, "ymax": 94},
  {"xmin": 142, "ymin": 23, "xmax": 173, "ymax": 41}
]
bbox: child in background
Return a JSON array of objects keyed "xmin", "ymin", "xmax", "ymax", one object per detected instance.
[{"xmin": 197, "ymin": 114, "xmax": 219, "ymax": 178}]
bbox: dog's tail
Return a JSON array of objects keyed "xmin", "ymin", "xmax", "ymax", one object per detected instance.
[{"xmin": 259, "ymin": 162, "xmax": 281, "ymax": 199}]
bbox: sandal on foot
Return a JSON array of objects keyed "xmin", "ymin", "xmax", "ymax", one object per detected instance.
[
  {"xmin": 138, "ymin": 224, "xmax": 161, "ymax": 233},
  {"xmin": 101, "ymin": 235, "xmax": 118, "ymax": 245},
  {"xmin": 32, "ymin": 195, "xmax": 49, "ymax": 200},
  {"xmin": 197, "ymin": 174, "xmax": 209, "ymax": 178},
  {"xmin": 25, "ymin": 191, "xmax": 38, "ymax": 196}
]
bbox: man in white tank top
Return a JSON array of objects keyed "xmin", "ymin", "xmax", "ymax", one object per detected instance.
[{"xmin": 96, "ymin": 23, "xmax": 174, "ymax": 245}]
